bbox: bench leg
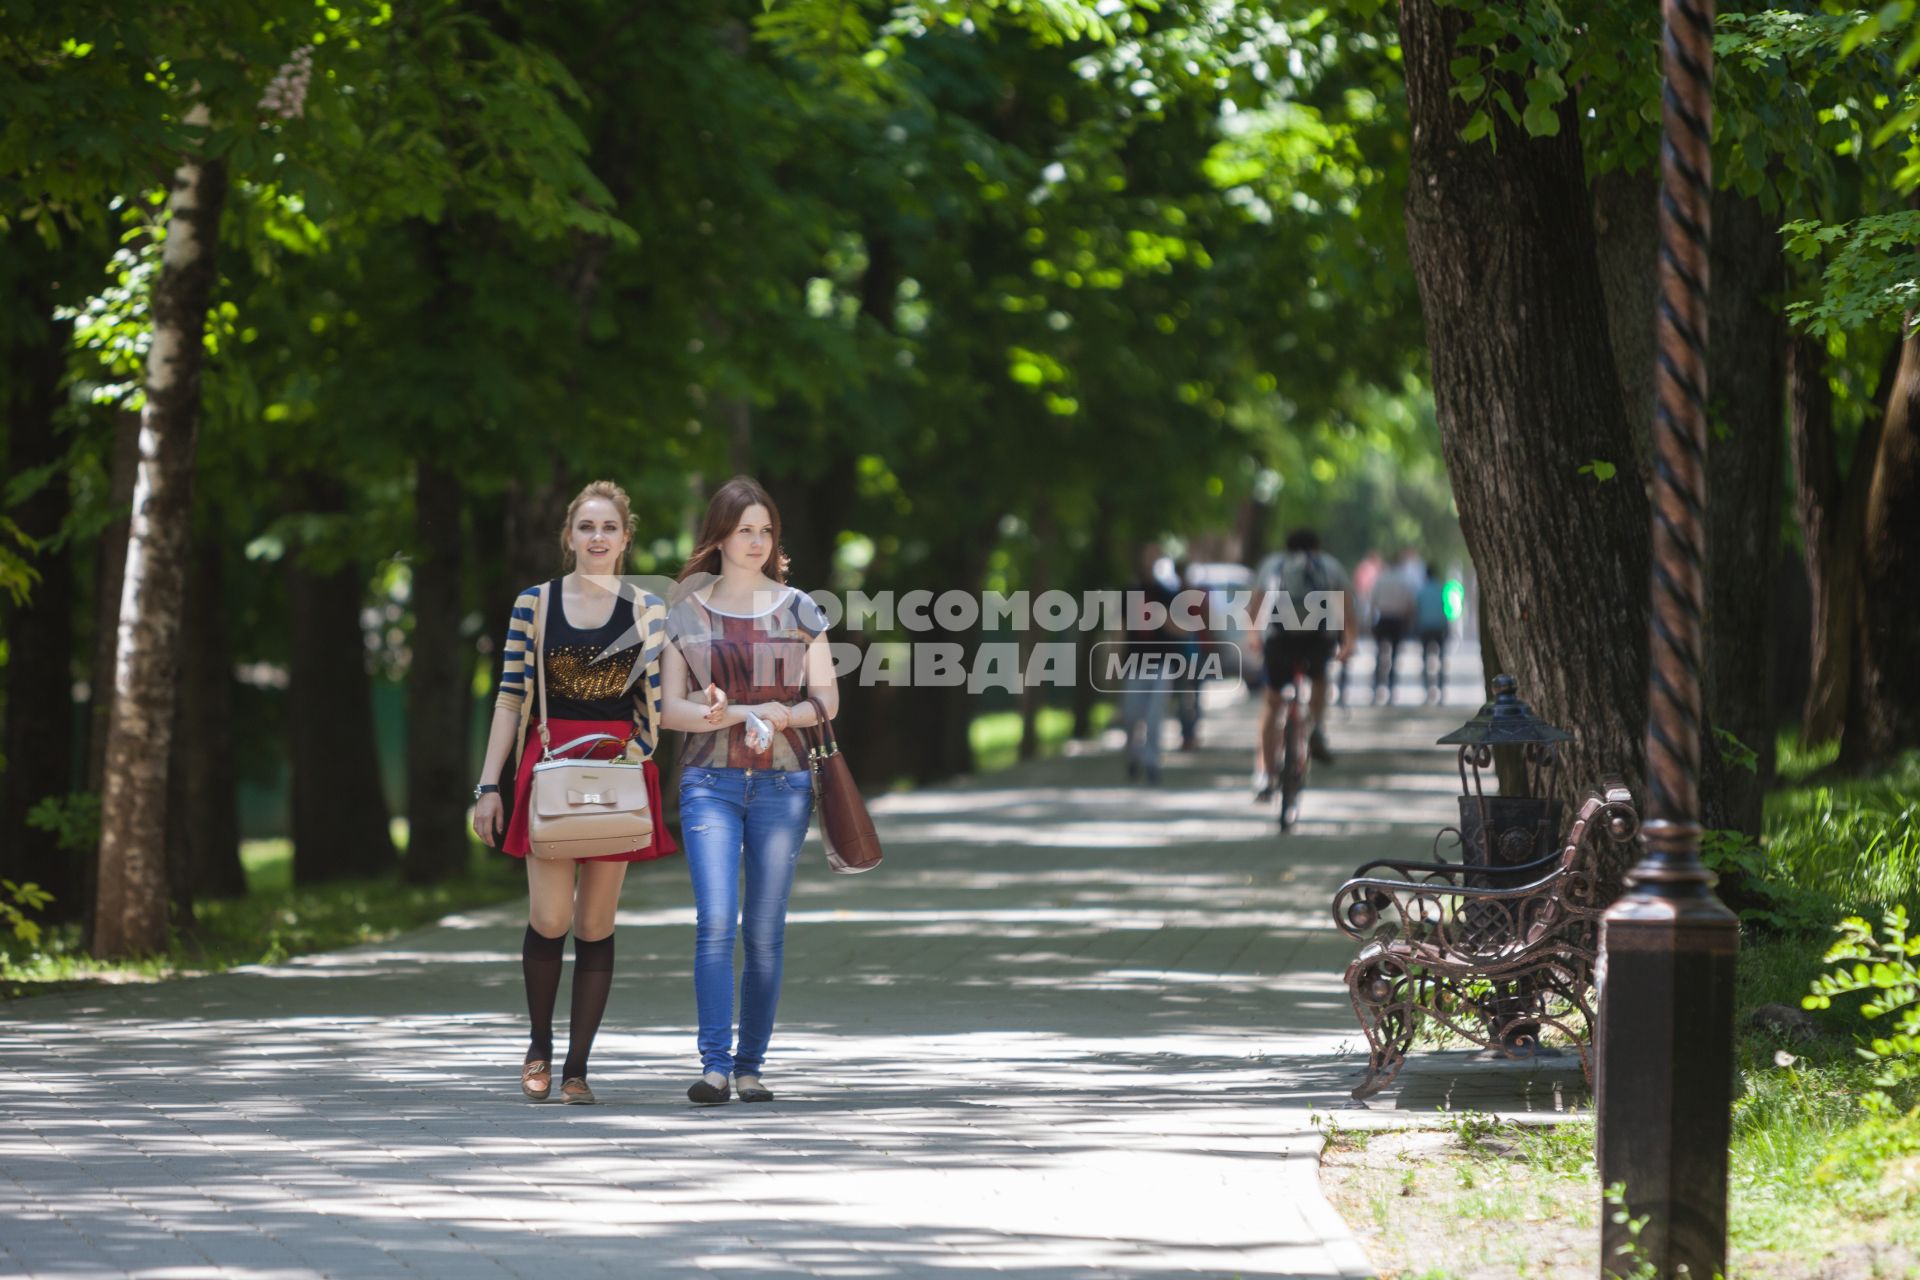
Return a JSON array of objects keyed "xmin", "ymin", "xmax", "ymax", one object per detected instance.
[
  {"xmin": 1352, "ymin": 1003, "xmax": 1417, "ymax": 1100},
  {"xmin": 1349, "ymin": 958, "xmax": 1420, "ymax": 1101}
]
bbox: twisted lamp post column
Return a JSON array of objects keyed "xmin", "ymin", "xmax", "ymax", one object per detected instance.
[{"xmin": 1595, "ymin": 0, "xmax": 1739, "ymax": 1276}]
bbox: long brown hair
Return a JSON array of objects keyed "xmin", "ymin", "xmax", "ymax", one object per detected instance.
[{"xmin": 676, "ymin": 475, "xmax": 790, "ymax": 584}]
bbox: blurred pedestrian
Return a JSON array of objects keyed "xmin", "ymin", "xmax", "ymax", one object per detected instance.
[
  {"xmin": 1174, "ymin": 558, "xmax": 1205, "ymax": 750},
  {"xmin": 1368, "ymin": 549, "xmax": 1420, "ymax": 706},
  {"xmin": 1343, "ymin": 551, "xmax": 1383, "ymax": 712},
  {"xmin": 1119, "ymin": 543, "xmax": 1181, "ymax": 784},
  {"xmin": 1416, "ymin": 560, "xmax": 1450, "ymax": 705}
]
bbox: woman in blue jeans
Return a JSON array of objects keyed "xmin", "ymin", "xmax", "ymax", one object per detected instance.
[{"xmin": 661, "ymin": 475, "xmax": 839, "ymax": 1105}]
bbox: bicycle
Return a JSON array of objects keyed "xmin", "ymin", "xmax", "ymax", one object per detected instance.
[{"xmin": 1265, "ymin": 658, "xmax": 1313, "ymax": 832}]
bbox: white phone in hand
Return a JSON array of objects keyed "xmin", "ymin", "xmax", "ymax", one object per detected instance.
[{"xmin": 743, "ymin": 710, "xmax": 773, "ymax": 752}]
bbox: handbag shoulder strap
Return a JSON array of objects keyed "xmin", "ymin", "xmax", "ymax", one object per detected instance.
[
  {"xmin": 805, "ymin": 694, "xmax": 837, "ymax": 755},
  {"xmin": 534, "ymin": 579, "xmax": 554, "ymax": 755}
]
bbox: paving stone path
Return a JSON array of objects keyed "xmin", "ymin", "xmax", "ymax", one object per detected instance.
[{"xmin": 1, "ymin": 653, "xmax": 1583, "ymax": 1278}]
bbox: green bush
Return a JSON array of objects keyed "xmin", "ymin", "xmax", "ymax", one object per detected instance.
[
  {"xmin": 1813, "ymin": 1108, "xmax": 1920, "ymax": 1203},
  {"xmin": 0, "ymin": 880, "xmax": 53, "ymax": 945},
  {"xmin": 1804, "ymin": 906, "xmax": 1920, "ymax": 1112}
]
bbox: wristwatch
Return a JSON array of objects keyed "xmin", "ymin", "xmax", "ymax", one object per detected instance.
[{"xmin": 473, "ymin": 782, "xmax": 500, "ymax": 800}]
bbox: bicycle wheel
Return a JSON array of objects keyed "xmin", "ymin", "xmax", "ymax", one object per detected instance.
[{"xmin": 1279, "ymin": 707, "xmax": 1304, "ymax": 831}]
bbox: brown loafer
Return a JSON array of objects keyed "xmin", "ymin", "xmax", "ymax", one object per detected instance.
[
  {"xmin": 560, "ymin": 1076, "xmax": 596, "ymax": 1105},
  {"xmin": 521, "ymin": 1059, "xmax": 552, "ymax": 1101}
]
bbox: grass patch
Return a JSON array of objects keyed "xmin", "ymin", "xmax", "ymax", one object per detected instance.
[
  {"xmin": 1763, "ymin": 749, "xmax": 1920, "ymax": 911},
  {"xmin": 969, "ymin": 703, "xmax": 1111, "ymax": 774},
  {"xmin": 2, "ymin": 835, "xmax": 521, "ymax": 1001}
]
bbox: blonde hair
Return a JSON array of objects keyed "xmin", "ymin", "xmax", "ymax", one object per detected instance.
[{"xmin": 559, "ymin": 480, "xmax": 639, "ymax": 566}]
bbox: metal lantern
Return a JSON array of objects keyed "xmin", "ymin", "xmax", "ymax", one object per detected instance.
[{"xmin": 1437, "ymin": 673, "xmax": 1569, "ymax": 881}]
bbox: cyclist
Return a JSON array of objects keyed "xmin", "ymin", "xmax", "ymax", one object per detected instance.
[{"xmin": 1251, "ymin": 528, "xmax": 1355, "ymax": 801}]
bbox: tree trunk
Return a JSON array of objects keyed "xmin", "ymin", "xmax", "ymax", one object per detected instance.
[
  {"xmin": 1788, "ymin": 333, "xmax": 1852, "ymax": 745},
  {"xmin": 1399, "ymin": 0, "xmax": 1651, "ymax": 800},
  {"xmin": 287, "ymin": 482, "xmax": 397, "ymax": 884},
  {"xmin": 166, "ymin": 522, "xmax": 245, "ymax": 906},
  {"xmin": 1700, "ymin": 191, "xmax": 1785, "ymax": 833},
  {"xmin": 722, "ymin": 395, "xmax": 753, "ymax": 477},
  {"xmin": 1592, "ymin": 169, "xmax": 1661, "ymax": 481},
  {"xmin": 754, "ymin": 455, "xmax": 845, "ymax": 596},
  {"xmin": 92, "ymin": 130, "xmax": 227, "ymax": 959},
  {"xmin": 1, "ymin": 250, "xmax": 81, "ymax": 921},
  {"xmin": 404, "ymin": 460, "xmax": 471, "ymax": 883},
  {"xmin": 1018, "ymin": 502, "xmax": 1055, "ymax": 761},
  {"xmin": 87, "ymin": 410, "xmax": 142, "ymax": 794},
  {"xmin": 505, "ymin": 466, "xmax": 569, "ymax": 593},
  {"xmin": 1845, "ymin": 325, "xmax": 1920, "ymax": 765}
]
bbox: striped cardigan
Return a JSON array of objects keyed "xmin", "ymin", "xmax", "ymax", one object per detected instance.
[{"xmin": 494, "ymin": 580, "xmax": 671, "ymax": 762}]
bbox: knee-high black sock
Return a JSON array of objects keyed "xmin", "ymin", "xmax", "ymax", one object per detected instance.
[
  {"xmin": 563, "ymin": 933, "xmax": 616, "ymax": 1080},
  {"xmin": 522, "ymin": 925, "xmax": 567, "ymax": 1063}
]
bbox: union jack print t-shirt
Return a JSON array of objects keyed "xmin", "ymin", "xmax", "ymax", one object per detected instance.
[{"xmin": 667, "ymin": 583, "xmax": 830, "ymax": 772}]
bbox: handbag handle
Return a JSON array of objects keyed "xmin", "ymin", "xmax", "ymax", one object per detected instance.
[
  {"xmin": 543, "ymin": 731, "xmax": 632, "ymax": 760},
  {"xmin": 804, "ymin": 695, "xmax": 837, "ymax": 757}
]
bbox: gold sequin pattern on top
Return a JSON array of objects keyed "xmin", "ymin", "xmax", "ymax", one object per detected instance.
[{"xmin": 544, "ymin": 645, "xmax": 639, "ymax": 702}]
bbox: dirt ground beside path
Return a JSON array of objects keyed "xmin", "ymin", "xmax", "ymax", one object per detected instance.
[{"xmin": 1322, "ymin": 1124, "xmax": 1920, "ymax": 1280}]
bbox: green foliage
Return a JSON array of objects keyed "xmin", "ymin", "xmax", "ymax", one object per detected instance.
[
  {"xmin": 1813, "ymin": 1108, "xmax": 1920, "ymax": 1204},
  {"xmin": 1440, "ymin": 1, "xmax": 1574, "ymax": 145},
  {"xmin": 24, "ymin": 792, "xmax": 102, "ymax": 855},
  {"xmin": 1804, "ymin": 907, "xmax": 1920, "ymax": 1110},
  {"xmin": 1714, "ymin": 727, "xmax": 1759, "ymax": 775},
  {"xmin": 1783, "ymin": 210, "xmax": 1920, "ymax": 337},
  {"xmin": 1602, "ymin": 1182, "xmax": 1660, "ymax": 1280},
  {"xmin": 1703, "ymin": 825, "xmax": 1833, "ymax": 933},
  {"xmin": 1836, "ymin": 1, "xmax": 1920, "ymax": 148},
  {"xmin": 0, "ymin": 515, "xmax": 40, "ymax": 606},
  {"xmin": 0, "ymin": 881, "xmax": 54, "ymax": 947},
  {"xmin": 1578, "ymin": 459, "xmax": 1618, "ymax": 483}
]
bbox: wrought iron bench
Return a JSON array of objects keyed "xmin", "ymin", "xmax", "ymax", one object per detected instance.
[{"xmin": 1332, "ymin": 777, "xmax": 1641, "ymax": 1099}]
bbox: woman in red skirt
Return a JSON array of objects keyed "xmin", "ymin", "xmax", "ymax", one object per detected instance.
[{"xmin": 470, "ymin": 480, "xmax": 683, "ymax": 1105}]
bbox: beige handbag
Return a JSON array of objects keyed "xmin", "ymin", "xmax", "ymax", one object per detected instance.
[{"xmin": 526, "ymin": 585, "xmax": 655, "ymax": 860}]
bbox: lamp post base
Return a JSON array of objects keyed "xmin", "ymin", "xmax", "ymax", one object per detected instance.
[{"xmin": 1596, "ymin": 888, "xmax": 1739, "ymax": 1279}]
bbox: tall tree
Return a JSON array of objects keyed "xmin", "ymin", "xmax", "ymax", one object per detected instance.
[
  {"xmin": 1397, "ymin": 0, "xmax": 1651, "ymax": 796},
  {"xmin": 403, "ymin": 459, "xmax": 469, "ymax": 883},
  {"xmin": 92, "ymin": 108, "xmax": 228, "ymax": 958},
  {"xmin": 0, "ymin": 231, "xmax": 81, "ymax": 919},
  {"xmin": 285, "ymin": 477, "xmax": 397, "ymax": 884},
  {"xmin": 165, "ymin": 521, "xmax": 245, "ymax": 903},
  {"xmin": 1701, "ymin": 192, "xmax": 1786, "ymax": 831},
  {"xmin": 1849, "ymin": 326, "xmax": 1920, "ymax": 764}
]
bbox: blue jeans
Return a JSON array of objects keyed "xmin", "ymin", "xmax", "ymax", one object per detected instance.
[
  {"xmin": 1119, "ymin": 674, "xmax": 1172, "ymax": 771},
  {"xmin": 679, "ymin": 765, "xmax": 815, "ymax": 1076}
]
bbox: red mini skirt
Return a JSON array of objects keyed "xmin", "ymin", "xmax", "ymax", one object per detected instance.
[{"xmin": 502, "ymin": 717, "xmax": 680, "ymax": 863}]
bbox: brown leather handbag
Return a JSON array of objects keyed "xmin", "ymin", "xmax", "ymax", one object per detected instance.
[{"xmin": 804, "ymin": 695, "xmax": 882, "ymax": 873}]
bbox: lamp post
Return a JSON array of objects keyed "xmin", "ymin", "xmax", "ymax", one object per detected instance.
[
  {"xmin": 1595, "ymin": 0, "xmax": 1738, "ymax": 1276},
  {"xmin": 1439, "ymin": 674, "xmax": 1573, "ymax": 1050},
  {"xmin": 1438, "ymin": 674, "xmax": 1570, "ymax": 874}
]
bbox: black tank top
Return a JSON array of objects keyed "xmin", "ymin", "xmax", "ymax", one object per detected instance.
[{"xmin": 539, "ymin": 579, "xmax": 641, "ymax": 721}]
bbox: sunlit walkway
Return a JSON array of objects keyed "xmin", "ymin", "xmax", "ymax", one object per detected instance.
[{"xmin": 0, "ymin": 652, "xmax": 1569, "ymax": 1278}]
